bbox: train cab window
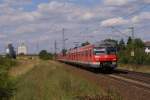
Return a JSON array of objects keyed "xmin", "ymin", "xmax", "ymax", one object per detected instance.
[{"xmin": 94, "ymin": 48, "xmax": 106, "ymax": 55}]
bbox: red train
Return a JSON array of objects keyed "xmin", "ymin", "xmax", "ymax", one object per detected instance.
[{"xmin": 57, "ymin": 41, "xmax": 118, "ymax": 71}]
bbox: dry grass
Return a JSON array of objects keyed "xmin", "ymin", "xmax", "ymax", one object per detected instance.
[
  {"xmin": 9, "ymin": 58, "xmax": 121, "ymax": 100},
  {"xmin": 9, "ymin": 56, "xmax": 39, "ymax": 77},
  {"xmin": 119, "ymin": 64, "xmax": 150, "ymax": 73},
  {"xmin": 11, "ymin": 61, "xmax": 107, "ymax": 100}
]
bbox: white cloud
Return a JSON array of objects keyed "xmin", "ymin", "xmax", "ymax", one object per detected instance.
[
  {"xmin": 37, "ymin": 1, "xmax": 98, "ymax": 22},
  {"xmin": 143, "ymin": 0, "xmax": 150, "ymax": 3},
  {"xmin": 132, "ymin": 12, "xmax": 150, "ymax": 23},
  {"xmin": 3, "ymin": 0, "xmax": 32, "ymax": 6},
  {"xmin": 104, "ymin": 0, "xmax": 131, "ymax": 6},
  {"xmin": 101, "ymin": 17, "xmax": 128, "ymax": 27},
  {"xmin": 0, "ymin": 0, "xmax": 149, "ymax": 53},
  {"xmin": 0, "ymin": 34, "xmax": 7, "ymax": 38},
  {"xmin": 80, "ymin": 12, "xmax": 95, "ymax": 20},
  {"xmin": 0, "ymin": 10, "xmax": 42, "ymax": 27}
]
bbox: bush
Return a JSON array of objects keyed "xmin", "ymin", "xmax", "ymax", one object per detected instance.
[
  {"xmin": 118, "ymin": 51, "xmax": 129, "ymax": 64},
  {"xmin": 0, "ymin": 56, "xmax": 17, "ymax": 99},
  {"xmin": 132, "ymin": 49, "xmax": 146, "ymax": 65},
  {"xmin": 0, "ymin": 57, "xmax": 17, "ymax": 70},
  {"xmin": 39, "ymin": 50, "xmax": 53, "ymax": 60},
  {"xmin": 118, "ymin": 49, "xmax": 150, "ymax": 65},
  {"xmin": 0, "ymin": 72, "xmax": 16, "ymax": 99},
  {"xmin": 144, "ymin": 55, "xmax": 150, "ymax": 65},
  {"xmin": 117, "ymin": 37, "xmax": 150, "ymax": 66}
]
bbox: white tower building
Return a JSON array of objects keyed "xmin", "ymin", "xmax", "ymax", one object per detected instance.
[{"xmin": 17, "ymin": 43, "xmax": 27, "ymax": 55}]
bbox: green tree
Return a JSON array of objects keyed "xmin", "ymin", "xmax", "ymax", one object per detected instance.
[
  {"xmin": 103, "ymin": 39, "xmax": 118, "ymax": 50},
  {"xmin": 118, "ymin": 39, "xmax": 126, "ymax": 51},
  {"xmin": 39, "ymin": 50, "xmax": 53, "ymax": 60},
  {"xmin": 134, "ymin": 38, "xmax": 144, "ymax": 49},
  {"xmin": 118, "ymin": 37, "xmax": 147, "ymax": 65},
  {"xmin": 104, "ymin": 39, "xmax": 118, "ymax": 45},
  {"xmin": 127, "ymin": 36, "xmax": 132, "ymax": 45},
  {"xmin": 81, "ymin": 41, "xmax": 90, "ymax": 46}
]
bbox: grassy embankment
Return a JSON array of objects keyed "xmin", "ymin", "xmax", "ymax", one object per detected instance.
[
  {"xmin": 118, "ymin": 64, "xmax": 150, "ymax": 73},
  {"xmin": 10, "ymin": 57, "xmax": 122, "ymax": 100}
]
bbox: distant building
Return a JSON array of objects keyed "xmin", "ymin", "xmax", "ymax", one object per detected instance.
[
  {"xmin": 17, "ymin": 43, "xmax": 27, "ymax": 55},
  {"xmin": 6, "ymin": 43, "xmax": 16, "ymax": 58},
  {"xmin": 144, "ymin": 41, "xmax": 150, "ymax": 54}
]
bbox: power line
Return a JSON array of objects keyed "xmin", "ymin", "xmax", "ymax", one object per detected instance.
[
  {"xmin": 111, "ymin": 26, "xmax": 129, "ymax": 37},
  {"xmin": 109, "ymin": 3, "xmax": 150, "ymax": 38},
  {"xmin": 129, "ymin": 27, "xmax": 134, "ymax": 40},
  {"xmin": 125, "ymin": 3, "xmax": 150, "ymax": 18}
]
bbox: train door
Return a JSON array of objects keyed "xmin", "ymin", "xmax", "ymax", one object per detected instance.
[{"xmin": 89, "ymin": 49, "xmax": 92, "ymax": 63}]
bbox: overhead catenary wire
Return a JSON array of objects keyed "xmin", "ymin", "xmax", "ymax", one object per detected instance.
[
  {"xmin": 111, "ymin": 26, "xmax": 129, "ymax": 37},
  {"xmin": 109, "ymin": 3, "xmax": 150, "ymax": 38},
  {"xmin": 124, "ymin": 3, "xmax": 150, "ymax": 18}
]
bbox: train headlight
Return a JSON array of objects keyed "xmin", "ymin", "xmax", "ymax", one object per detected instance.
[
  {"xmin": 112, "ymin": 62, "xmax": 116, "ymax": 65},
  {"xmin": 113, "ymin": 58, "xmax": 117, "ymax": 61},
  {"xmin": 93, "ymin": 62, "xmax": 100, "ymax": 65},
  {"xmin": 94, "ymin": 56, "xmax": 99, "ymax": 58}
]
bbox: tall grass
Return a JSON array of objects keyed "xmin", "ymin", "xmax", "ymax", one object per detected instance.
[
  {"xmin": 13, "ymin": 61, "xmax": 101, "ymax": 100},
  {"xmin": 13, "ymin": 61, "xmax": 122, "ymax": 100},
  {"xmin": 0, "ymin": 56, "xmax": 17, "ymax": 99}
]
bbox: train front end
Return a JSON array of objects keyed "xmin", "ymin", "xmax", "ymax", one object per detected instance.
[{"xmin": 93, "ymin": 47, "xmax": 118, "ymax": 70}]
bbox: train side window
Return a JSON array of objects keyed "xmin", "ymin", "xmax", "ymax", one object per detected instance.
[
  {"xmin": 89, "ymin": 50, "xmax": 91, "ymax": 57},
  {"xmin": 87, "ymin": 50, "xmax": 89, "ymax": 56},
  {"xmin": 84, "ymin": 51, "xmax": 86, "ymax": 57}
]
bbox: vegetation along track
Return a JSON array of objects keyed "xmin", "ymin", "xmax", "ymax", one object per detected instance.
[{"xmin": 62, "ymin": 63, "xmax": 150, "ymax": 100}]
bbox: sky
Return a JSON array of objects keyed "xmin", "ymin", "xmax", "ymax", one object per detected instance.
[{"xmin": 0, "ymin": 0, "xmax": 150, "ymax": 54}]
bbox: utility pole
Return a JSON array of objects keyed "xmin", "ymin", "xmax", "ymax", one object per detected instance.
[
  {"xmin": 36, "ymin": 42, "xmax": 39, "ymax": 55},
  {"xmin": 62, "ymin": 28, "xmax": 68, "ymax": 56},
  {"xmin": 129, "ymin": 27, "xmax": 135, "ymax": 57},
  {"xmin": 54, "ymin": 40, "xmax": 57, "ymax": 59},
  {"xmin": 129, "ymin": 27, "xmax": 134, "ymax": 40},
  {"xmin": 62, "ymin": 28, "xmax": 65, "ymax": 51}
]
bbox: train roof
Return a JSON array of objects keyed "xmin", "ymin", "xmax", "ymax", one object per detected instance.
[
  {"xmin": 66, "ymin": 41, "xmax": 117, "ymax": 53},
  {"xmin": 94, "ymin": 41, "xmax": 117, "ymax": 48}
]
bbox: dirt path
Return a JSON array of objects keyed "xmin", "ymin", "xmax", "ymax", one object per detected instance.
[{"xmin": 9, "ymin": 58, "xmax": 39, "ymax": 77}]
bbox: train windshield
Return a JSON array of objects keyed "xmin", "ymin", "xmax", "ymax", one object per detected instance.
[
  {"xmin": 94, "ymin": 47, "xmax": 117, "ymax": 55},
  {"xmin": 94, "ymin": 48, "xmax": 106, "ymax": 55}
]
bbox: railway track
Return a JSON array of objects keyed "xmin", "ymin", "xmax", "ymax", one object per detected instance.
[
  {"xmin": 62, "ymin": 63, "xmax": 150, "ymax": 100},
  {"xmin": 67, "ymin": 63, "xmax": 150, "ymax": 90},
  {"xmin": 69, "ymin": 64, "xmax": 150, "ymax": 91},
  {"xmin": 108, "ymin": 69, "xmax": 150, "ymax": 90},
  {"xmin": 108, "ymin": 74, "xmax": 150, "ymax": 91},
  {"xmin": 94, "ymin": 68, "xmax": 150, "ymax": 92}
]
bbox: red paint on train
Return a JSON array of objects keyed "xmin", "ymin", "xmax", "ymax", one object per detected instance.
[{"xmin": 57, "ymin": 43, "xmax": 118, "ymax": 70}]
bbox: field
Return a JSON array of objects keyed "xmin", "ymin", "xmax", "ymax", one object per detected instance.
[{"xmin": 9, "ymin": 57, "xmax": 120, "ymax": 100}]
